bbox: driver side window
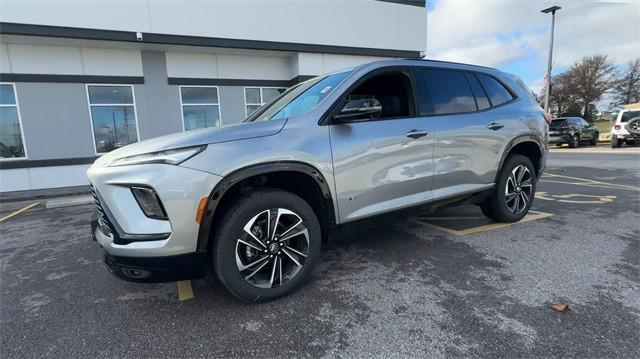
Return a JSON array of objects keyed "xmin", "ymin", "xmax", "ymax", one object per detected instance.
[{"xmin": 341, "ymin": 70, "xmax": 414, "ymax": 121}]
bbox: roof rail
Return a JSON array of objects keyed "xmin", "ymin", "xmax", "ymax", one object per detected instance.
[{"xmin": 399, "ymin": 58, "xmax": 497, "ymax": 71}]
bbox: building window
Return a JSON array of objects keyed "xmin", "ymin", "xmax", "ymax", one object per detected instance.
[
  {"xmin": 180, "ymin": 86, "xmax": 221, "ymax": 131},
  {"xmin": 0, "ymin": 83, "xmax": 26, "ymax": 159},
  {"xmin": 87, "ymin": 85, "xmax": 139, "ymax": 154},
  {"xmin": 244, "ymin": 87, "xmax": 286, "ymax": 117}
]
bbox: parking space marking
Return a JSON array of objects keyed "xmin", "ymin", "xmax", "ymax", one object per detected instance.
[
  {"xmin": 0, "ymin": 202, "xmax": 40, "ymax": 223},
  {"xmin": 420, "ymin": 210, "xmax": 553, "ymax": 236},
  {"xmin": 542, "ymin": 172, "xmax": 640, "ymax": 192},
  {"xmin": 177, "ymin": 280, "xmax": 194, "ymax": 301},
  {"xmin": 536, "ymin": 192, "xmax": 616, "ymax": 204}
]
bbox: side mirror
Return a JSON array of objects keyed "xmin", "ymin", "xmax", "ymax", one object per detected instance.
[{"xmin": 333, "ymin": 98, "xmax": 382, "ymax": 121}]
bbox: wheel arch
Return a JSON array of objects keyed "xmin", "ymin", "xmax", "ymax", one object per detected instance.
[
  {"xmin": 196, "ymin": 161, "xmax": 337, "ymax": 254},
  {"xmin": 495, "ymin": 135, "xmax": 544, "ymax": 183}
]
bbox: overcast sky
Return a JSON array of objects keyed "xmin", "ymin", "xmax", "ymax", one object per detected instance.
[{"xmin": 426, "ymin": 0, "xmax": 640, "ymax": 93}]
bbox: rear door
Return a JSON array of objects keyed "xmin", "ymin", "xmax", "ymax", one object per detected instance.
[
  {"xmin": 329, "ymin": 67, "xmax": 435, "ymax": 222},
  {"xmin": 412, "ymin": 68, "xmax": 516, "ymax": 200},
  {"xmin": 578, "ymin": 118, "xmax": 595, "ymax": 140}
]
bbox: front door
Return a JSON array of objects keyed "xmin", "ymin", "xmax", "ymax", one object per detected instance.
[{"xmin": 329, "ymin": 69, "xmax": 435, "ymax": 222}]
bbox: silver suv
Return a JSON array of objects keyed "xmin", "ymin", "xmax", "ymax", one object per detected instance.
[{"xmin": 88, "ymin": 59, "xmax": 547, "ymax": 301}]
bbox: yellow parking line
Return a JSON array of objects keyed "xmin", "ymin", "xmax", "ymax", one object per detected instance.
[
  {"xmin": 177, "ymin": 280, "xmax": 194, "ymax": 301},
  {"xmin": 0, "ymin": 202, "xmax": 40, "ymax": 222},
  {"xmin": 421, "ymin": 210, "xmax": 553, "ymax": 236}
]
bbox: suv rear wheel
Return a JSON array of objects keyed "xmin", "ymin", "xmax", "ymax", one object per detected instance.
[
  {"xmin": 213, "ymin": 188, "xmax": 321, "ymax": 302},
  {"xmin": 480, "ymin": 154, "xmax": 536, "ymax": 223},
  {"xmin": 611, "ymin": 136, "xmax": 622, "ymax": 148}
]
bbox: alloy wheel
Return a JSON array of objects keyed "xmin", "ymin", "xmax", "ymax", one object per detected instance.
[
  {"xmin": 504, "ymin": 165, "xmax": 533, "ymax": 214},
  {"xmin": 235, "ymin": 208, "xmax": 309, "ymax": 288}
]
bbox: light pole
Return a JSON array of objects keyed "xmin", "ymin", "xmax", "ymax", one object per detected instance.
[{"xmin": 541, "ymin": 5, "xmax": 561, "ymax": 113}]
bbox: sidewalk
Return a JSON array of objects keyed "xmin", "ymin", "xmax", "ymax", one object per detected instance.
[
  {"xmin": 0, "ymin": 186, "xmax": 92, "ymax": 215},
  {"xmin": 549, "ymin": 144, "xmax": 640, "ymax": 154}
]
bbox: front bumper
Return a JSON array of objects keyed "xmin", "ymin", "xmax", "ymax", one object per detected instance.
[
  {"xmin": 87, "ymin": 163, "xmax": 221, "ymax": 258},
  {"xmin": 87, "ymin": 162, "xmax": 221, "ymax": 282},
  {"xmin": 90, "ymin": 216, "xmax": 206, "ymax": 282}
]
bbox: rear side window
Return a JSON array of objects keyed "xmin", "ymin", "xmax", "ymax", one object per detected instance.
[
  {"xmin": 414, "ymin": 68, "xmax": 477, "ymax": 115},
  {"xmin": 621, "ymin": 110, "xmax": 640, "ymax": 122},
  {"xmin": 477, "ymin": 74, "xmax": 514, "ymax": 106},
  {"xmin": 465, "ymin": 73, "xmax": 491, "ymax": 110}
]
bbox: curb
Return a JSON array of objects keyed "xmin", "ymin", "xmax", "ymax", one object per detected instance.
[{"xmin": 45, "ymin": 195, "xmax": 94, "ymax": 209}]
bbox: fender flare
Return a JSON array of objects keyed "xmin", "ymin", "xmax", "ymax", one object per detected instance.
[
  {"xmin": 195, "ymin": 161, "xmax": 336, "ymax": 253},
  {"xmin": 494, "ymin": 134, "xmax": 546, "ymax": 183}
]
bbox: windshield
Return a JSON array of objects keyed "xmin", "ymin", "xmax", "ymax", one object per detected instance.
[
  {"xmin": 621, "ymin": 110, "xmax": 640, "ymax": 122},
  {"xmin": 245, "ymin": 70, "xmax": 352, "ymax": 122}
]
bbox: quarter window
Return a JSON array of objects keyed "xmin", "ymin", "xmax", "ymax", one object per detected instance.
[
  {"xmin": 0, "ymin": 83, "xmax": 26, "ymax": 159},
  {"xmin": 476, "ymin": 74, "xmax": 514, "ymax": 107},
  {"xmin": 87, "ymin": 85, "xmax": 139, "ymax": 154},
  {"xmin": 465, "ymin": 73, "xmax": 491, "ymax": 110},
  {"xmin": 244, "ymin": 87, "xmax": 286, "ymax": 117},
  {"xmin": 180, "ymin": 86, "xmax": 221, "ymax": 131},
  {"xmin": 414, "ymin": 68, "xmax": 477, "ymax": 115}
]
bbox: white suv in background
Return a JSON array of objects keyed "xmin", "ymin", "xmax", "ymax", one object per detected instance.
[{"xmin": 611, "ymin": 109, "xmax": 640, "ymax": 148}]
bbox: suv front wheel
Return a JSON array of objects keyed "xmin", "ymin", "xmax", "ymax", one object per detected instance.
[
  {"xmin": 213, "ymin": 188, "xmax": 321, "ymax": 302},
  {"xmin": 480, "ymin": 154, "xmax": 536, "ymax": 223}
]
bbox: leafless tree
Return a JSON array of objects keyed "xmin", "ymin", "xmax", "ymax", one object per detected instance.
[
  {"xmin": 566, "ymin": 55, "xmax": 616, "ymax": 121},
  {"xmin": 612, "ymin": 59, "xmax": 640, "ymax": 106},
  {"xmin": 548, "ymin": 73, "xmax": 581, "ymax": 117}
]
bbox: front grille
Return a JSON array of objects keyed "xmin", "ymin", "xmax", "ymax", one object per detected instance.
[
  {"xmin": 90, "ymin": 185, "xmax": 104, "ymax": 216},
  {"xmin": 91, "ymin": 184, "xmax": 114, "ymax": 238}
]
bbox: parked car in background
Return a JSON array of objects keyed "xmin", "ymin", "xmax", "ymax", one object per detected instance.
[
  {"xmin": 548, "ymin": 117, "xmax": 599, "ymax": 148},
  {"xmin": 611, "ymin": 109, "xmax": 640, "ymax": 148},
  {"xmin": 87, "ymin": 59, "xmax": 548, "ymax": 302}
]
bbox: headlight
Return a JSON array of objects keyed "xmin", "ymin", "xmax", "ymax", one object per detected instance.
[{"xmin": 109, "ymin": 145, "xmax": 206, "ymax": 167}]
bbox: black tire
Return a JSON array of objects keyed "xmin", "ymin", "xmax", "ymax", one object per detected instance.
[
  {"xmin": 611, "ymin": 137, "xmax": 622, "ymax": 148},
  {"xmin": 213, "ymin": 188, "xmax": 321, "ymax": 302},
  {"xmin": 569, "ymin": 133, "xmax": 580, "ymax": 148},
  {"xmin": 590, "ymin": 132, "xmax": 598, "ymax": 146},
  {"xmin": 480, "ymin": 154, "xmax": 536, "ymax": 223}
]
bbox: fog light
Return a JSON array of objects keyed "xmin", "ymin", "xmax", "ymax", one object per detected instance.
[{"xmin": 131, "ymin": 186, "xmax": 167, "ymax": 220}]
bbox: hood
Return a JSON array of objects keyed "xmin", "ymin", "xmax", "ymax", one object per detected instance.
[{"xmin": 94, "ymin": 118, "xmax": 286, "ymax": 167}]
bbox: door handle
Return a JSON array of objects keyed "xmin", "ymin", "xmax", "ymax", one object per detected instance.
[
  {"xmin": 487, "ymin": 122, "xmax": 504, "ymax": 131},
  {"xmin": 405, "ymin": 129, "xmax": 429, "ymax": 139}
]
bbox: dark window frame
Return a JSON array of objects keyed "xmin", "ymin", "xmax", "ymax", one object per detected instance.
[
  {"xmin": 412, "ymin": 67, "xmax": 478, "ymax": 116},
  {"xmin": 321, "ymin": 66, "xmax": 420, "ymax": 125},
  {"xmin": 411, "ymin": 67, "xmax": 519, "ymax": 118},
  {"xmin": 475, "ymin": 72, "xmax": 516, "ymax": 108}
]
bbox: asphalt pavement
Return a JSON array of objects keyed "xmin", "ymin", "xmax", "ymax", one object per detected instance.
[{"xmin": 1, "ymin": 150, "xmax": 639, "ymax": 358}]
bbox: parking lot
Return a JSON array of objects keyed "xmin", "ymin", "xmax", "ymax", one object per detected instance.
[{"xmin": 1, "ymin": 150, "xmax": 639, "ymax": 358}]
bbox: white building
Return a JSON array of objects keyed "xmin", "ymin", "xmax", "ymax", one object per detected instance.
[{"xmin": 0, "ymin": 0, "xmax": 427, "ymax": 192}]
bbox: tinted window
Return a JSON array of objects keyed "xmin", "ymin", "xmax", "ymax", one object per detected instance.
[
  {"xmin": 87, "ymin": 85, "xmax": 134, "ymax": 104},
  {"xmin": 180, "ymin": 87, "xmax": 220, "ymax": 131},
  {"xmin": 87, "ymin": 85, "xmax": 138, "ymax": 153},
  {"xmin": 477, "ymin": 74, "xmax": 514, "ymax": 106},
  {"xmin": 621, "ymin": 111, "xmax": 640, "ymax": 122},
  {"xmin": 550, "ymin": 119, "xmax": 567, "ymax": 130},
  {"xmin": 414, "ymin": 68, "xmax": 477, "ymax": 115},
  {"xmin": 465, "ymin": 73, "xmax": 491, "ymax": 110}
]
